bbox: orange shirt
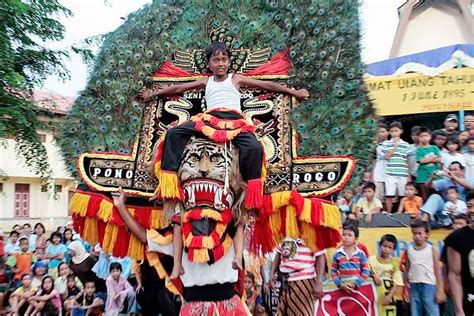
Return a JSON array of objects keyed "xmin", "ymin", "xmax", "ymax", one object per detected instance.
[
  {"xmin": 13, "ymin": 252, "xmax": 35, "ymax": 280},
  {"xmin": 403, "ymin": 196, "xmax": 423, "ymax": 216}
]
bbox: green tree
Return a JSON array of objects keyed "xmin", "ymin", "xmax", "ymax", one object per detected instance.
[{"xmin": 0, "ymin": 0, "xmax": 73, "ymax": 183}]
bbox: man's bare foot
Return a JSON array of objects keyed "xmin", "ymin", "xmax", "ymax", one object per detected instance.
[
  {"xmin": 232, "ymin": 257, "xmax": 242, "ymax": 270},
  {"xmin": 169, "ymin": 266, "xmax": 184, "ymax": 280}
]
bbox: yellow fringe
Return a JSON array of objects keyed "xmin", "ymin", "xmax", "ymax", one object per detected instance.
[
  {"xmin": 69, "ymin": 193, "xmax": 90, "ymax": 217},
  {"xmin": 146, "ymin": 252, "xmax": 181, "ymax": 296},
  {"xmin": 222, "ymin": 235, "xmax": 232, "ymax": 255},
  {"xmin": 158, "ymin": 172, "xmax": 181, "ymax": 199},
  {"xmin": 300, "ymin": 199, "xmax": 312, "ymax": 223},
  {"xmin": 215, "ymin": 223, "xmax": 226, "ymax": 236},
  {"xmin": 83, "ymin": 217, "xmax": 98, "ymax": 244},
  {"xmin": 97, "ymin": 199, "xmax": 113, "ymax": 222},
  {"xmin": 192, "ymin": 249, "xmax": 210, "ymax": 263},
  {"xmin": 321, "ymin": 202, "xmax": 341, "ymax": 229},
  {"xmin": 147, "ymin": 229, "xmax": 173, "ymax": 245},
  {"xmin": 271, "ymin": 191, "xmax": 291, "ymax": 211},
  {"xmin": 269, "ymin": 212, "xmax": 283, "ymax": 245},
  {"xmin": 185, "ymin": 208, "xmax": 222, "ymax": 222},
  {"xmin": 102, "ymin": 224, "xmax": 119, "ymax": 254},
  {"xmin": 184, "ymin": 234, "xmax": 193, "ymax": 247},
  {"xmin": 146, "ymin": 252, "xmax": 167, "ymax": 279},
  {"xmin": 285, "ymin": 206, "xmax": 299, "ymax": 239},
  {"xmin": 154, "ymin": 161, "xmax": 162, "ymax": 178},
  {"xmin": 127, "ymin": 235, "xmax": 144, "ymax": 261},
  {"xmin": 300, "ymin": 222, "xmax": 318, "ymax": 251},
  {"xmin": 201, "ymin": 125, "xmax": 216, "ymax": 140},
  {"xmin": 202, "ymin": 236, "xmax": 215, "ymax": 249},
  {"xmin": 150, "ymin": 209, "xmax": 167, "ymax": 229}
]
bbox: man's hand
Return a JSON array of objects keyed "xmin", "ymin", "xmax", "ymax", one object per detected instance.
[
  {"xmin": 112, "ymin": 187, "xmax": 127, "ymax": 209},
  {"xmin": 403, "ymin": 286, "xmax": 410, "ymax": 303},
  {"xmin": 373, "ymin": 274, "xmax": 382, "ymax": 286},
  {"xmin": 382, "ymin": 295, "xmax": 392, "ymax": 306},
  {"xmin": 135, "ymin": 284, "xmax": 142, "ymax": 293},
  {"xmin": 436, "ymin": 289, "xmax": 446, "ymax": 304},
  {"xmin": 139, "ymin": 88, "xmax": 154, "ymax": 101},
  {"xmin": 293, "ymin": 89, "xmax": 309, "ymax": 100},
  {"xmin": 340, "ymin": 283, "xmax": 355, "ymax": 294},
  {"xmin": 313, "ymin": 281, "xmax": 323, "ymax": 299}
]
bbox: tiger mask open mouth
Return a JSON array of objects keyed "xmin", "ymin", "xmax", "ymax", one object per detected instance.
[
  {"xmin": 179, "ymin": 136, "xmax": 244, "ymax": 212},
  {"xmin": 182, "ymin": 179, "xmax": 234, "ymax": 211}
]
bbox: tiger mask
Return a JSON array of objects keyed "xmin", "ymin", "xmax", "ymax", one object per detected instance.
[
  {"xmin": 176, "ymin": 136, "xmax": 246, "ymax": 263},
  {"xmin": 179, "ymin": 136, "xmax": 245, "ymax": 213}
]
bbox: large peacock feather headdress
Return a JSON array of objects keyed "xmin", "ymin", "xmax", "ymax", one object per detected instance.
[{"xmin": 58, "ymin": 0, "xmax": 376, "ymax": 190}]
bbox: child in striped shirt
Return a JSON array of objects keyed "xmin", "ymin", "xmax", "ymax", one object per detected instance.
[
  {"xmin": 331, "ymin": 223, "xmax": 370, "ymax": 293},
  {"xmin": 382, "ymin": 121, "xmax": 415, "ymax": 213}
]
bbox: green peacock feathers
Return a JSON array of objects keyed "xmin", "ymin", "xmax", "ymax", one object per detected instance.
[{"xmin": 58, "ymin": 0, "xmax": 376, "ymax": 190}]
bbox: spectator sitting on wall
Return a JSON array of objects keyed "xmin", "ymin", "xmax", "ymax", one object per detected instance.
[{"xmin": 420, "ymin": 161, "xmax": 474, "ymax": 227}]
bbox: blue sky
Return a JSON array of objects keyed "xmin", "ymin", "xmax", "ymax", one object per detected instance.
[{"xmin": 41, "ymin": 0, "xmax": 405, "ymax": 97}]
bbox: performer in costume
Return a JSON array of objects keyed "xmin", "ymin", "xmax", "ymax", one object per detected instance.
[
  {"xmin": 141, "ymin": 42, "xmax": 309, "ymax": 279},
  {"xmin": 269, "ymin": 238, "xmax": 326, "ymax": 316},
  {"xmin": 112, "ymin": 188, "xmax": 249, "ymax": 315}
]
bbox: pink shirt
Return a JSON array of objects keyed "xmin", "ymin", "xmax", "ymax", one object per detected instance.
[{"xmin": 105, "ymin": 275, "xmax": 133, "ymax": 315}]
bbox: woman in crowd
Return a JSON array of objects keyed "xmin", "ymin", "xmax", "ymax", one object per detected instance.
[
  {"xmin": 33, "ymin": 223, "xmax": 47, "ymax": 254},
  {"xmin": 68, "ymin": 241, "xmax": 105, "ymax": 293}
]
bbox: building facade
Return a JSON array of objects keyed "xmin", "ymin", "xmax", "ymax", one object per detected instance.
[
  {"xmin": 0, "ymin": 91, "xmax": 76, "ymax": 232},
  {"xmin": 390, "ymin": 0, "xmax": 473, "ymax": 58}
]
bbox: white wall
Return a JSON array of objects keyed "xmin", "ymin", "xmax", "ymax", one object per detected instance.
[
  {"xmin": 0, "ymin": 127, "xmax": 76, "ymax": 232},
  {"xmin": 0, "ymin": 178, "xmax": 76, "ymax": 232},
  {"xmin": 396, "ymin": 5, "xmax": 473, "ymax": 57},
  {"xmin": 0, "ymin": 131, "xmax": 71, "ymax": 179}
]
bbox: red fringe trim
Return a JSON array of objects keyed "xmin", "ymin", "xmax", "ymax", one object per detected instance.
[
  {"xmin": 245, "ymin": 179, "xmax": 264, "ymax": 209},
  {"xmin": 250, "ymin": 191, "xmax": 342, "ymax": 254},
  {"xmin": 290, "ymin": 190, "xmax": 304, "ymax": 216},
  {"xmin": 212, "ymin": 129, "xmax": 230, "ymax": 143}
]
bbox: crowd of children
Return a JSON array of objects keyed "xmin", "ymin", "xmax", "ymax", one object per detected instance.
[
  {"xmin": 337, "ymin": 115, "xmax": 474, "ymax": 228},
  {"xmin": 0, "ymin": 223, "xmax": 139, "ymax": 315}
]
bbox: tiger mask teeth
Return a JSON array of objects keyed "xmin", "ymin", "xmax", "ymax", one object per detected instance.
[{"xmin": 182, "ymin": 179, "xmax": 234, "ymax": 211}]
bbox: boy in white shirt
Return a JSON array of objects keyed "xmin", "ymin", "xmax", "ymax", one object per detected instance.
[
  {"xmin": 353, "ymin": 182, "xmax": 383, "ymax": 222},
  {"xmin": 443, "ymin": 186, "xmax": 467, "ymax": 218}
]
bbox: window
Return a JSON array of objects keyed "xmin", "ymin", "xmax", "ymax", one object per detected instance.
[
  {"xmin": 41, "ymin": 184, "xmax": 48, "ymax": 192},
  {"xmin": 55, "ymin": 185, "xmax": 62, "ymax": 193},
  {"xmin": 39, "ymin": 134, "xmax": 46, "ymax": 142},
  {"xmin": 0, "ymin": 183, "xmax": 3, "ymax": 193},
  {"xmin": 14, "ymin": 184, "xmax": 30, "ymax": 217}
]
